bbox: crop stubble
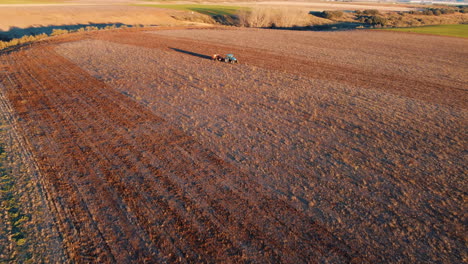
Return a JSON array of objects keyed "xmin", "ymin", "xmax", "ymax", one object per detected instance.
[{"xmin": 0, "ymin": 28, "xmax": 466, "ymax": 263}]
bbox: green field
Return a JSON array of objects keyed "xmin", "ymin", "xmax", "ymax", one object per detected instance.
[
  {"xmin": 138, "ymin": 3, "xmax": 245, "ymax": 16},
  {"xmin": 384, "ymin": 24, "xmax": 468, "ymax": 38}
]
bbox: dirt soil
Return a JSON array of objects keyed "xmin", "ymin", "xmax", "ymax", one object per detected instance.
[{"xmin": 0, "ymin": 27, "xmax": 466, "ymax": 263}]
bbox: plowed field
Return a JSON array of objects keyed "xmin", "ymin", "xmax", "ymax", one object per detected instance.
[{"xmin": 0, "ymin": 28, "xmax": 466, "ymax": 263}]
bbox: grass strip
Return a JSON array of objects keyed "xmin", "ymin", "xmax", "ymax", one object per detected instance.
[
  {"xmin": 383, "ymin": 24, "xmax": 468, "ymax": 38},
  {"xmin": 137, "ymin": 4, "xmax": 246, "ymax": 16},
  {"xmin": 0, "ymin": 130, "xmax": 29, "ymax": 260}
]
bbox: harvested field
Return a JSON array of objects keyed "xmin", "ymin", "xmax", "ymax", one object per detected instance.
[
  {"xmin": 0, "ymin": 5, "xmax": 186, "ymax": 39},
  {"xmin": 229, "ymin": 1, "xmax": 415, "ymax": 12},
  {"xmin": 0, "ymin": 27, "xmax": 466, "ymax": 263}
]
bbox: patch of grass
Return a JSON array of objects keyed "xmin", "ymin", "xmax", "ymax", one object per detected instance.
[
  {"xmin": 0, "ymin": 142, "xmax": 28, "ymax": 249},
  {"xmin": 383, "ymin": 24, "xmax": 468, "ymax": 38},
  {"xmin": 139, "ymin": 4, "xmax": 245, "ymax": 16}
]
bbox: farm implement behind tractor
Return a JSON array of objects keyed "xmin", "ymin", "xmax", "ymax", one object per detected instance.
[{"xmin": 212, "ymin": 54, "xmax": 238, "ymax": 63}]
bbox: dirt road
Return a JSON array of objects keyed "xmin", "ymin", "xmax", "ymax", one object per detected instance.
[{"xmin": 0, "ymin": 28, "xmax": 466, "ymax": 263}]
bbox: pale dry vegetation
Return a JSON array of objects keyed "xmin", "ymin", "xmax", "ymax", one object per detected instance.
[
  {"xmin": 170, "ymin": 12, "xmax": 216, "ymax": 24},
  {"xmin": 237, "ymin": 6, "xmax": 313, "ymax": 28},
  {"xmin": 0, "ymin": 33, "xmax": 48, "ymax": 50}
]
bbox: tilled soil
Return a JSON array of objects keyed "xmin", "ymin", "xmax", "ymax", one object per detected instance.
[{"xmin": 0, "ymin": 28, "xmax": 466, "ymax": 263}]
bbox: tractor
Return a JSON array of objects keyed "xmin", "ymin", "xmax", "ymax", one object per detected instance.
[
  {"xmin": 212, "ymin": 54, "xmax": 238, "ymax": 64},
  {"xmin": 224, "ymin": 54, "xmax": 238, "ymax": 64},
  {"xmin": 212, "ymin": 54, "xmax": 224, "ymax": 62}
]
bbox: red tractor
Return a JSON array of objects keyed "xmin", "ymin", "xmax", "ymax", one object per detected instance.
[{"xmin": 212, "ymin": 54, "xmax": 224, "ymax": 62}]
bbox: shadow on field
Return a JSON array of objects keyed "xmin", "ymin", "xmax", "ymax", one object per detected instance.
[
  {"xmin": 306, "ymin": 22, "xmax": 369, "ymax": 31},
  {"xmin": 170, "ymin": 48, "xmax": 212, "ymax": 60},
  {"xmin": 266, "ymin": 22, "xmax": 369, "ymax": 32},
  {"xmin": 0, "ymin": 23, "xmax": 133, "ymax": 41}
]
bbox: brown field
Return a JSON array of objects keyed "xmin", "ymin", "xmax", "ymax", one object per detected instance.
[
  {"xmin": 0, "ymin": 3, "xmax": 197, "ymax": 40},
  {"xmin": 0, "ymin": 0, "xmax": 418, "ymax": 37},
  {"xmin": 0, "ymin": 27, "xmax": 466, "ymax": 263},
  {"xmin": 0, "ymin": 5, "xmax": 185, "ymax": 31}
]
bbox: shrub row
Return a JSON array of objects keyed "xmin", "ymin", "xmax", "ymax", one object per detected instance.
[
  {"xmin": 409, "ymin": 6, "xmax": 468, "ymax": 16},
  {"xmin": 0, "ymin": 34, "xmax": 48, "ymax": 50},
  {"xmin": 319, "ymin": 10, "xmax": 344, "ymax": 20},
  {"xmin": 0, "ymin": 24, "xmax": 131, "ymax": 51},
  {"xmin": 355, "ymin": 9, "xmax": 380, "ymax": 16},
  {"xmin": 357, "ymin": 15, "xmax": 388, "ymax": 26}
]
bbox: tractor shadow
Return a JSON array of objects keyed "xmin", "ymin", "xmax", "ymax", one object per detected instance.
[{"xmin": 170, "ymin": 48, "xmax": 212, "ymax": 60}]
